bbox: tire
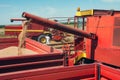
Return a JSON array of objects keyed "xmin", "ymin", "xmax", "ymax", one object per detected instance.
[{"xmin": 37, "ymin": 34, "xmax": 47, "ymax": 44}]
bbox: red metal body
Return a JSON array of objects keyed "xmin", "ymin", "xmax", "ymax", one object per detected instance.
[
  {"xmin": 25, "ymin": 38, "xmax": 62, "ymax": 53},
  {"xmin": 0, "ymin": 38, "xmax": 62, "ymax": 53},
  {"xmin": 86, "ymin": 14, "xmax": 120, "ymax": 67},
  {"xmin": 0, "ymin": 62, "xmax": 120, "ymax": 80},
  {"xmin": 3, "ymin": 23, "xmax": 45, "ymax": 37},
  {"xmin": 1, "ymin": 10, "xmax": 120, "ymax": 79},
  {"xmin": 22, "ymin": 12, "xmax": 120, "ymax": 67},
  {"xmin": 0, "ymin": 38, "xmax": 18, "ymax": 49},
  {"xmin": 0, "ymin": 37, "xmax": 120, "ymax": 79}
]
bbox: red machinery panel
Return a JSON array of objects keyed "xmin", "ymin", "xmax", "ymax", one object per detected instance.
[
  {"xmin": 5, "ymin": 23, "xmax": 45, "ymax": 37},
  {"xmin": 86, "ymin": 14, "xmax": 120, "ymax": 67},
  {"xmin": 5, "ymin": 25, "xmax": 22, "ymax": 36},
  {"xmin": 0, "ymin": 63, "xmax": 120, "ymax": 80},
  {"xmin": 0, "ymin": 38, "xmax": 18, "ymax": 49}
]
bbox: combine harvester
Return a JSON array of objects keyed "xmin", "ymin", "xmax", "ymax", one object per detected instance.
[
  {"xmin": 0, "ymin": 19, "xmax": 50, "ymax": 44},
  {"xmin": 0, "ymin": 9, "xmax": 120, "ymax": 80},
  {"xmin": 0, "ymin": 18, "xmax": 67, "ymax": 45}
]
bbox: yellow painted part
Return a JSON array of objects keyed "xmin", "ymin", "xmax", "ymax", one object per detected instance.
[
  {"xmin": 5, "ymin": 29, "xmax": 44, "ymax": 32},
  {"xmin": 43, "ymin": 31, "xmax": 50, "ymax": 34},
  {"xmin": 75, "ymin": 9, "xmax": 93, "ymax": 16},
  {"xmin": 75, "ymin": 51, "xmax": 87, "ymax": 62},
  {"xmin": 76, "ymin": 11, "xmax": 81, "ymax": 16},
  {"xmin": 73, "ymin": 58, "xmax": 76, "ymax": 64},
  {"xmin": 41, "ymin": 37, "xmax": 47, "ymax": 43}
]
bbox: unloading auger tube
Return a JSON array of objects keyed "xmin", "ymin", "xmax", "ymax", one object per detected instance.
[
  {"xmin": 22, "ymin": 12, "xmax": 96, "ymax": 40},
  {"xmin": 10, "ymin": 18, "xmax": 26, "ymax": 22}
]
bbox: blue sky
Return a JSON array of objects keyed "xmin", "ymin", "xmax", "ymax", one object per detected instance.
[{"xmin": 0, "ymin": 0, "xmax": 120, "ymax": 25}]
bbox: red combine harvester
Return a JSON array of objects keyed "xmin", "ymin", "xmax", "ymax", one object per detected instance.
[
  {"xmin": 0, "ymin": 22, "xmax": 51, "ymax": 45},
  {"xmin": 10, "ymin": 18, "xmax": 67, "ymax": 43},
  {"xmin": 74, "ymin": 9, "xmax": 120, "ymax": 66},
  {"xmin": 0, "ymin": 18, "xmax": 66, "ymax": 45},
  {"xmin": 0, "ymin": 9, "xmax": 120, "ymax": 80}
]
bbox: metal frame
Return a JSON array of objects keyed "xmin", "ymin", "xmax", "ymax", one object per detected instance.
[
  {"xmin": 25, "ymin": 38, "xmax": 62, "ymax": 53},
  {"xmin": 1, "ymin": 63, "xmax": 120, "ymax": 80},
  {"xmin": 0, "ymin": 38, "xmax": 18, "ymax": 49},
  {"xmin": 0, "ymin": 64, "xmax": 96, "ymax": 80},
  {"xmin": 101, "ymin": 64, "xmax": 120, "ymax": 80}
]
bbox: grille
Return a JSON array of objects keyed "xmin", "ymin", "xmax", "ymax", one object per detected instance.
[
  {"xmin": 114, "ymin": 17, "xmax": 120, "ymax": 26},
  {"xmin": 113, "ymin": 28, "xmax": 120, "ymax": 46}
]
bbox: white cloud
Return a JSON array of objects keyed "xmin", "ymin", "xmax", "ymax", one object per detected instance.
[{"xmin": 101, "ymin": 0, "xmax": 120, "ymax": 2}]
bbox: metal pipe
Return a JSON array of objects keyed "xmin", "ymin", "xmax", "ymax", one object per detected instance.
[
  {"xmin": 22, "ymin": 12, "xmax": 93, "ymax": 39},
  {"xmin": 10, "ymin": 18, "xmax": 26, "ymax": 22}
]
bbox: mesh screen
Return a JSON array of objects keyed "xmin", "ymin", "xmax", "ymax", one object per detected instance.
[
  {"xmin": 114, "ymin": 17, "xmax": 120, "ymax": 26},
  {"xmin": 113, "ymin": 28, "xmax": 120, "ymax": 46}
]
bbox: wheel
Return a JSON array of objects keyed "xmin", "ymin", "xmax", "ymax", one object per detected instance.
[{"xmin": 37, "ymin": 34, "xmax": 47, "ymax": 44}]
